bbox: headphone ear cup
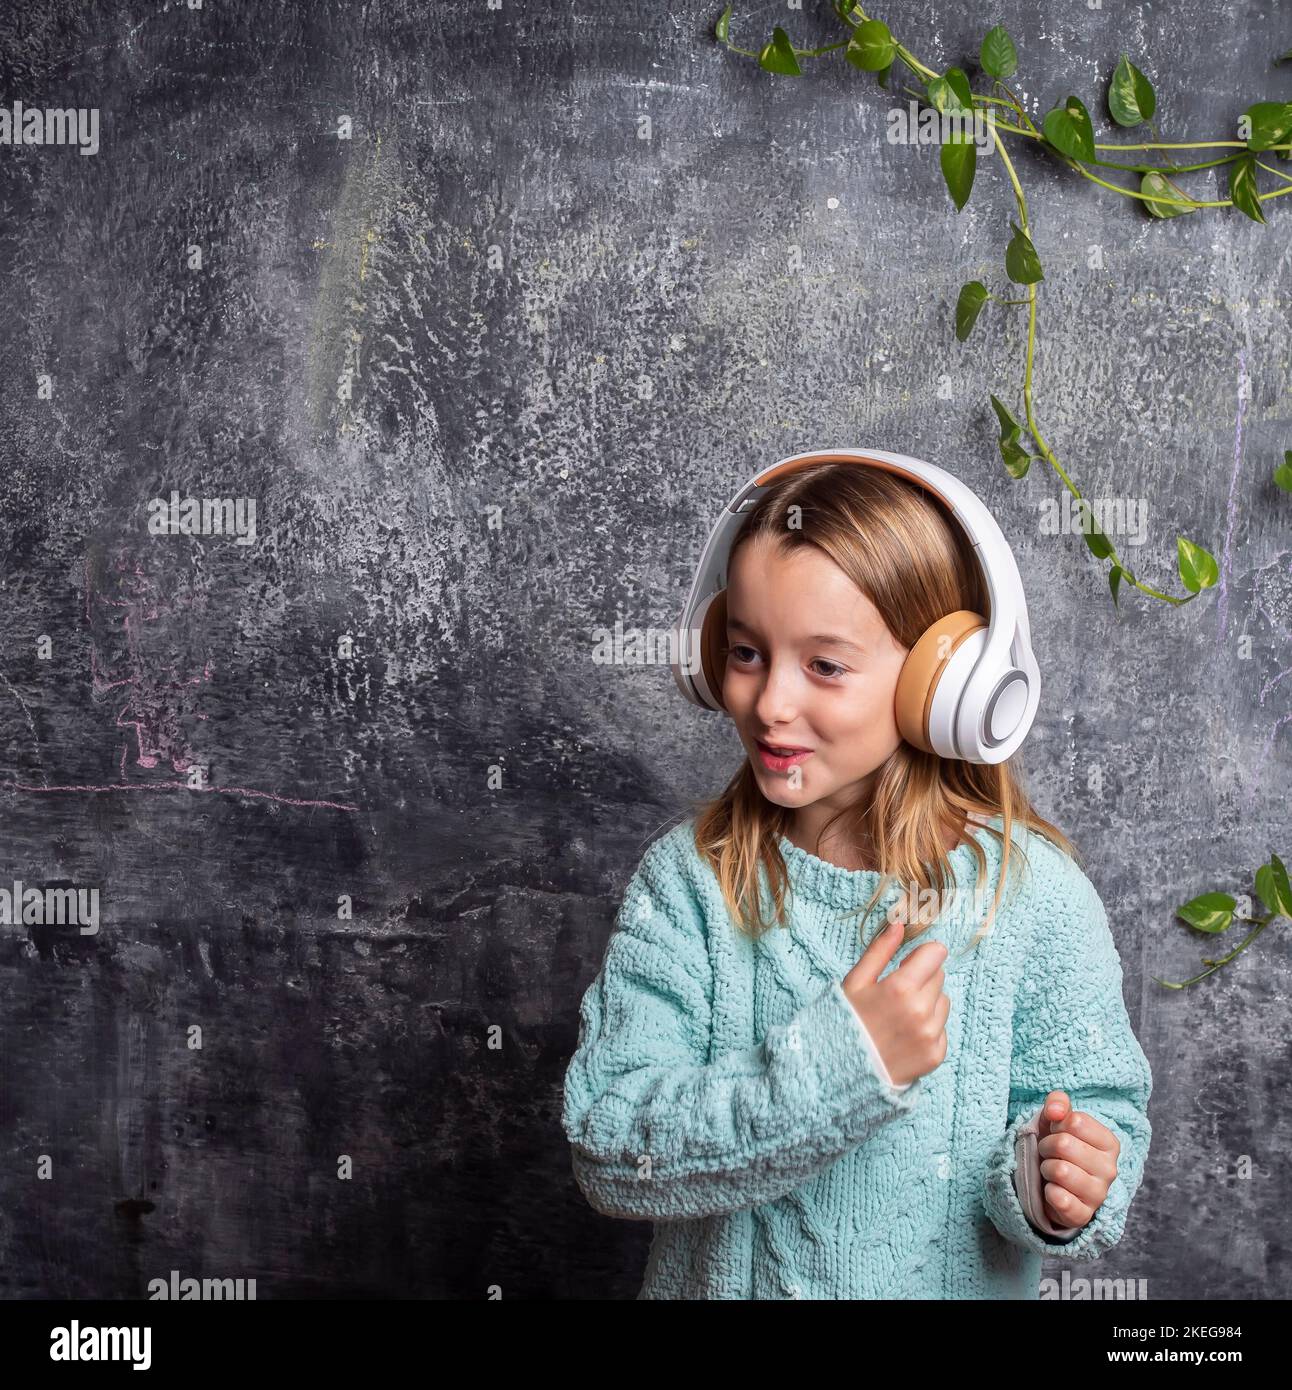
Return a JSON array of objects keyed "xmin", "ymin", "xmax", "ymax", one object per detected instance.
[
  {"xmin": 698, "ymin": 587, "xmax": 729, "ymax": 712},
  {"xmin": 895, "ymin": 610, "xmax": 987, "ymax": 755}
]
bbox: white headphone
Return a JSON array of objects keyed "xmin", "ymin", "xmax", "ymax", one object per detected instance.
[{"xmin": 669, "ymin": 448, "xmax": 1040, "ymax": 764}]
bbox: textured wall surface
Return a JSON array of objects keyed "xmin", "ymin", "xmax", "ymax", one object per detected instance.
[{"xmin": 0, "ymin": 1, "xmax": 1288, "ymax": 1299}]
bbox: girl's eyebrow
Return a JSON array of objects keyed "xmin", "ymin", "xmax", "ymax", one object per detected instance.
[{"xmin": 726, "ymin": 615, "xmax": 866, "ymax": 656}]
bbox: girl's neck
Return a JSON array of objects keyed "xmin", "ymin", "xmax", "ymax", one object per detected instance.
[{"xmin": 786, "ymin": 815, "xmax": 969, "ymax": 873}]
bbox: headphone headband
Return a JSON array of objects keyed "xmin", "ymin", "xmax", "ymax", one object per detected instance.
[{"xmin": 669, "ymin": 448, "xmax": 1040, "ymax": 764}]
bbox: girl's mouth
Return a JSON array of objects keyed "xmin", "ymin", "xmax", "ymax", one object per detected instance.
[{"xmin": 755, "ymin": 738, "xmax": 814, "ymax": 772}]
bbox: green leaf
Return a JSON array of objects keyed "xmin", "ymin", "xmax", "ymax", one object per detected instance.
[
  {"xmin": 1177, "ymin": 891, "xmax": 1237, "ymax": 933},
  {"xmin": 927, "ymin": 67, "xmax": 973, "ymax": 113},
  {"xmin": 955, "ymin": 281, "xmax": 990, "ymax": 341},
  {"xmin": 1230, "ymin": 153, "xmax": 1266, "ymax": 223},
  {"xmin": 999, "ymin": 436, "xmax": 1031, "ymax": 479},
  {"xmin": 760, "ymin": 27, "xmax": 802, "ymax": 76},
  {"xmin": 925, "ymin": 76, "xmax": 953, "ymax": 110},
  {"xmin": 1242, "ymin": 100, "xmax": 1292, "ymax": 151},
  {"xmin": 990, "ymin": 393, "xmax": 1022, "ymax": 438},
  {"xmin": 1108, "ymin": 54, "xmax": 1156, "ymax": 127},
  {"xmin": 980, "ymin": 25, "xmax": 1018, "ymax": 80},
  {"xmin": 1082, "ymin": 519, "xmax": 1114, "ymax": 560},
  {"xmin": 1140, "ymin": 170, "xmax": 1196, "ymax": 218},
  {"xmin": 941, "ymin": 137, "xmax": 977, "ymax": 210},
  {"xmin": 1042, "ymin": 94, "xmax": 1096, "ymax": 161},
  {"xmin": 715, "ymin": 4, "xmax": 732, "ymax": 43},
  {"xmin": 1177, "ymin": 536, "xmax": 1219, "ymax": 593},
  {"xmin": 1005, "ymin": 221, "xmax": 1043, "ymax": 284},
  {"xmin": 1278, "ymin": 48, "xmax": 1292, "ymax": 64},
  {"xmin": 989, "ymin": 395, "xmax": 1030, "ymax": 478},
  {"xmin": 1109, "ymin": 564, "xmax": 1125, "ymax": 608},
  {"xmin": 1274, "ymin": 451, "xmax": 1292, "ymax": 492},
  {"xmin": 845, "ymin": 18, "xmax": 895, "ymax": 73},
  {"xmin": 875, "ymin": 60, "xmax": 893, "ymax": 90},
  {"xmin": 1256, "ymin": 863, "xmax": 1283, "ymax": 917},
  {"xmin": 1270, "ymin": 853, "xmax": 1292, "ymax": 917}
]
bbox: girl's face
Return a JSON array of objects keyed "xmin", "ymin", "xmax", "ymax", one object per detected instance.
[{"xmin": 722, "ymin": 532, "xmax": 909, "ymax": 823}]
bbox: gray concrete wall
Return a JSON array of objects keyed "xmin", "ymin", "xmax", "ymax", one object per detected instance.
[{"xmin": 0, "ymin": 1, "xmax": 1286, "ymax": 1298}]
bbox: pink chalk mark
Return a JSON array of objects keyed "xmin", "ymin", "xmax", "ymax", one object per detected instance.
[
  {"xmin": 91, "ymin": 647, "xmax": 137, "ymax": 692},
  {"xmin": 88, "ymin": 546, "xmax": 215, "ymax": 770},
  {"xmin": 4, "ymin": 779, "xmax": 359, "ymax": 812},
  {"xmin": 75, "ymin": 546, "xmax": 358, "ymax": 811}
]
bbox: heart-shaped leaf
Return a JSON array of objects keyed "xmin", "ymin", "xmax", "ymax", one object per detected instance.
[
  {"xmin": 990, "ymin": 394, "xmax": 1022, "ymax": 438},
  {"xmin": 1254, "ymin": 855, "xmax": 1292, "ymax": 919},
  {"xmin": 980, "ymin": 25, "xmax": 1018, "ymax": 80},
  {"xmin": 1177, "ymin": 891, "xmax": 1237, "ymax": 933},
  {"xmin": 1230, "ymin": 153, "xmax": 1266, "ymax": 223},
  {"xmin": 1271, "ymin": 854, "xmax": 1292, "ymax": 917},
  {"xmin": 1177, "ymin": 536, "xmax": 1219, "ymax": 593},
  {"xmin": 1109, "ymin": 564, "xmax": 1125, "ymax": 608},
  {"xmin": 1256, "ymin": 863, "xmax": 1282, "ymax": 917},
  {"xmin": 1005, "ymin": 221, "xmax": 1044, "ymax": 284},
  {"xmin": 845, "ymin": 18, "xmax": 895, "ymax": 73},
  {"xmin": 1274, "ymin": 451, "xmax": 1292, "ymax": 492},
  {"xmin": 1083, "ymin": 518, "xmax": 1114, "ymax": 559},
  {"xmin": 999, "ymin": 436, "xmax": 1031, "ymax": 479},
  {"xmin": 1108, "ymin": 54, "xmax": 1156, "ymax": 127},
  {"xmin": 955, "ymin": 281, "xmax": 989, "ymax": 341},
  {"xmin": 1141, "ymin": 170, "xmax": 1196, "ymax": 218},
  {"xmin": 1243, "ymin": 100, "xmax": 1292, "ymax": 151},
  {"xmin": 941, "ymin": 137, "xmax": 976, "ymax": 210},
  {"xmin": 1043, "ymin": 95, "xmax": 1096, "ymax": 161},
  {"xmin": 760, "ymin": 27, "xmax": 802, "ymax": 76},
  {"xmin": 989, "ymin": 395, "xmax": 1031, "ymax": 477},
  {"xmin": 927, "ymin": 66, "xmax": 973, "ymax": 113}
]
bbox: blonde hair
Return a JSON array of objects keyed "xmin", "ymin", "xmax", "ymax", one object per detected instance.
[{"xmin": 687, "ymin": 461, "xmax": 1078, "ymax": 955}]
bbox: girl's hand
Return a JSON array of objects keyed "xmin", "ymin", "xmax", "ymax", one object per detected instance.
[
  {"xmin": 842, "ymin": 917, "xmax": 950, "ymax": 1087},
  {"xmin": 1036, "ymin": 1090, "xmax": 1121, "ymax": 1230}
]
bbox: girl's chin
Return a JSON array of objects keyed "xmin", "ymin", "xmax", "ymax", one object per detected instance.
[{"xmin": 752, "ymin": 769, "xmax": 810, "ymax": 800}]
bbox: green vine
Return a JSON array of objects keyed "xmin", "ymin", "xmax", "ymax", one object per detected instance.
[
  {"xmin": 715, "ymin": 6, "xmax": 1292, "ymax": 986},
  {"xmin": 1163, "ymin": 854, "xmax": 1292, "ymax": 988},
  {"xmin": 710, "ymin": 2, "xmax": 1292, "ymax": 611}
]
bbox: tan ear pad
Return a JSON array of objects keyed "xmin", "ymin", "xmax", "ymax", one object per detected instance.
[
  {"xmin": 894, "ymin": 610, "xmax": 987, "ymax": 753},
  {"xmin": 699, "ymin": 587, "xmax": 730, "ymax": 711}
]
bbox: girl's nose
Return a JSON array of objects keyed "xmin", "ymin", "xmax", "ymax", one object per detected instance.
[{"xmin": 753, "ymin": 662, "xmax": 800, "ymax": 725}]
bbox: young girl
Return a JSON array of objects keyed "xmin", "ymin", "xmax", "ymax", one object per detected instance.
[{"xmin": 562, "ymin": 460, "xmax": 1153, "ymax": 1300}]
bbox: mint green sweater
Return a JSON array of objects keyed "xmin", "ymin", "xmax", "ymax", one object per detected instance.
[{"xmin": 561, "ymin": 815, "xmax": 1153, "ymax": 1299}]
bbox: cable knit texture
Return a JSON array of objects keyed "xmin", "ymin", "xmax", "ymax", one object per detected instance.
[{"xmin": 561, "ymin": 815, "xmax": 1153, "ymax": 1299}]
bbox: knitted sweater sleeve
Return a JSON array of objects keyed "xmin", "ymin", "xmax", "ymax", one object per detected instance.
[
  {"xmin": 561, "ymin": 834, "xmax": 922, "ymax": 1221},
  {"xmin": 982, "ymin": 850, "xmax": 1153, "ymax": 1259}
]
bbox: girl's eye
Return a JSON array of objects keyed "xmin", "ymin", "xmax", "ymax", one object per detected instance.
[{"xmin": 725, "ymin": 645, "xmax": 846, "ymax": 680}]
